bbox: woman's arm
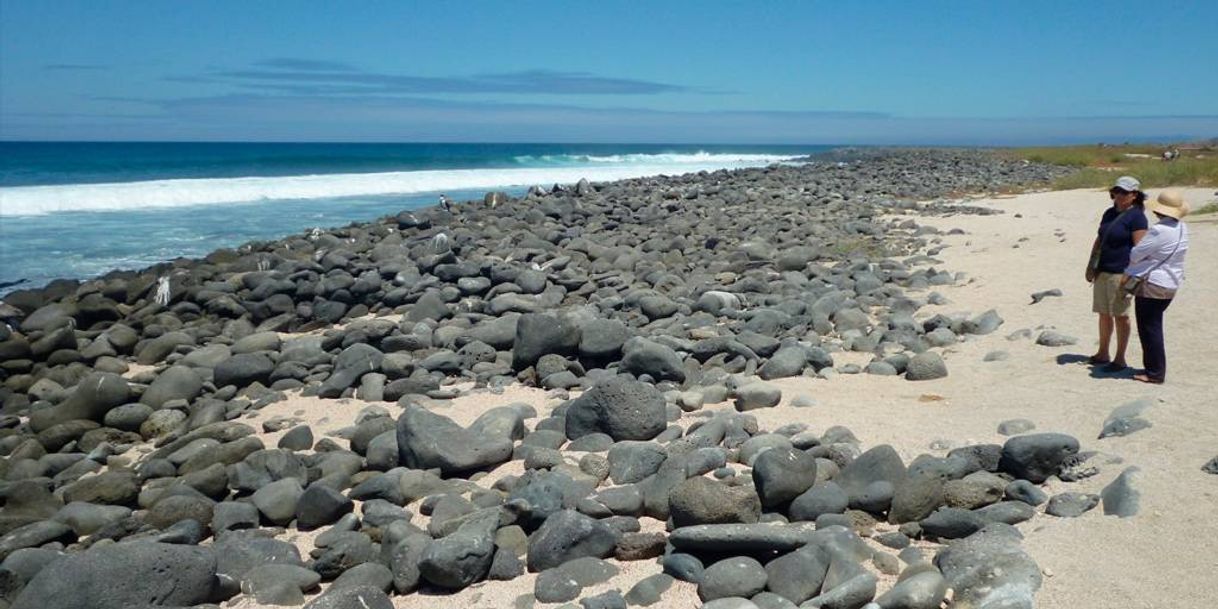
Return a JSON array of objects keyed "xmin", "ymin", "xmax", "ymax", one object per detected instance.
[
  {"xmin": 1125, "ymin": 226, "xmax": 1163, "ymax": 277},
  {"xmin": 1131, "ymin": 229, "xmax": 1147, "ymax": 245},
  {"xmin": 1085, "ymin": 236, "xmax": 1101, "ymax": 282}
]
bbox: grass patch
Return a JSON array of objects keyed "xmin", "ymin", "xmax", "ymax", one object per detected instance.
[
  {"xmin": 1195, "ymin": 201, "xmax": 1218, "ymax": 215},
  {"xmin": 1005, "ymin": 144, "xmax": 1218, "ymax": 189},
  {"xmin": 1018, "ymin": 145, "xmax": 1156, "ymax": 167},
  {"xmin": 827, "ymin": 236, "xmax": 889, "ymax": 258}
]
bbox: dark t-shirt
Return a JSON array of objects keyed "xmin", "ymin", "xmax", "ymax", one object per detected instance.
[{"xmin": 1096, "ymin": 206, "xmax": 1149, "ymax": 273}]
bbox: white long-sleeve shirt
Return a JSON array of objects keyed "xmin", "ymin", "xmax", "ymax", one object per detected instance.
[{"xmin": 1126, "ymin": 218, "xmax": 1188, "ymax": 290}]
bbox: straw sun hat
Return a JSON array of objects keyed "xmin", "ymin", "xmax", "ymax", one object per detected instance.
[{"xmin": 1149, "ymin": 190, "xmax": 1189, "ymax": 219}]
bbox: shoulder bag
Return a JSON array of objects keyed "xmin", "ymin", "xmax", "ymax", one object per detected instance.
[{"xmin": 1123, "ymin": 224, "xmax": 1185, "ymax": 296}]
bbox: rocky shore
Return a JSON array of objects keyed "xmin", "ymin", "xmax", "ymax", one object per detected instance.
[{"xmin": 0, "ymin": 149, "xmax": 1144, "ymax": 609}]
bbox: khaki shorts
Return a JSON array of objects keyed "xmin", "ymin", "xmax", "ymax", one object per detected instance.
[{"xmin": 1092, "ymin": 272, "xmax": 1132, "ymax": 316}]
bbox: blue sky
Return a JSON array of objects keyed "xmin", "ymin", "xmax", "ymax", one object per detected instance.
[{"xmin": 1, "ymin": 0, "xmax": 1215, "ymax": 144}]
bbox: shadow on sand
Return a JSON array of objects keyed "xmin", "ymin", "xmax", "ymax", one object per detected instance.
[{"xmin": 1055, "ymin": 353, "xmax": 1138, "ymax": 380}]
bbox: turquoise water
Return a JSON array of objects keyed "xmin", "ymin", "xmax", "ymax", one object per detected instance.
[{"xmin": 0, "ymin": 142, "xmax": 825, "ymax": 292}]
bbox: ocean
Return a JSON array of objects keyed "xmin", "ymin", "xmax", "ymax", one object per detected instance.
[{"xmin": 0, "ymin": 142, "xmax": 824, "ymax": 294}]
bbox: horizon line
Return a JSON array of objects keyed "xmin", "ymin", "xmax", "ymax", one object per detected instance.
[{"xmin": 1, "ymin": 137, "xmax": 1211, "ymax": 147}]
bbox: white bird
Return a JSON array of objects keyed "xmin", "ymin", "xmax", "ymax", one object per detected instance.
[
  {"xmin": 431, "ymin": 233, "xmax": 449, "ymax": 252},
  {"xmin": 154, "ymin": 275, "xmax": 172, "ymax": 306},
  {"xmin": 439, "ymin": 194, "xmax": 454, "ymax": 212}
]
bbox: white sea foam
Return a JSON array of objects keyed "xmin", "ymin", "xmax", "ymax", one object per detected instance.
[
  {"xmin": 0, "ymin": 153, "xmax": 802, "ymax": 216},
  {"xmin": 512, "ymin": 152, "xmax": 802, "ymax": 165}
]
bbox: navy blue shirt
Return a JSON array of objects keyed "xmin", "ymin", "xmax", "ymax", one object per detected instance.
[{"xmin": 1096, "ymin": 206, "xmax": 1149, "ymax": 273}]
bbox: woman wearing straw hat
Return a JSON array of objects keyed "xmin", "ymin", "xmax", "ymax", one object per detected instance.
[
  {"xmin": 1085, "ymin": 176, "xmax": 1148, "ymax": 371},
  {"xmin": 1122, "ymin": 190, "xmax": 1190, "ymax": 384}
]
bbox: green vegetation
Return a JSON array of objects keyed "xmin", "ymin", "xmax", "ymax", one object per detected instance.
[
  {"xmin": 1194, "ymin": 201, "xmax": 1218, "ymax": 215},
  {"xmin": 827, "ymin": 236, "xmax": 889, "ymax": 258},
  {"xmin": 1005, "ymin": 144, "xmax": 1218, "ymax": 189}
]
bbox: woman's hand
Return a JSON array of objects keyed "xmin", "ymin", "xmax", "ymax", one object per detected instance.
[
  {"xmin": 1085, "ymin": 267, "xmax": 1096, "ymax": 283},
  {"xmin": 1119, "ymin": 274, "xmax": 1129, "ymax": 286}
]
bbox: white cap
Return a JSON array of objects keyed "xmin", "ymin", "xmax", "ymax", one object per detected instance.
[{"xmin": 1114, "ymin": 176, "xmax": 1141, "ymax": 192}]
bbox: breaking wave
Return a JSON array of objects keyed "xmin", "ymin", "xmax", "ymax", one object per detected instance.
[{"xmin": 0, "ymin": 153, "xmax": 803, "ymax": 216}]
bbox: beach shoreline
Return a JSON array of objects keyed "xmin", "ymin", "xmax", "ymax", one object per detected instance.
[{"xmin": 2, "ymin": 150, "xmax": 1216, "ymax": 609}]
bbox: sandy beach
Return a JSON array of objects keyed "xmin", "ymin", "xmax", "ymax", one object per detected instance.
[
  {"xmin": 5, "ymin": 4, "xmax": 1217, "ymax": 608},
  {"xmin": 7, "ymin": 150, "xmax": 1216, "ymax": 609},
  {"xmin": 763, "ymin": 186, "xmax": 1218, "ymax": 608},
  {"xmin": 225, "ymin": 186, "xmax": 1218, "ymax": 608}
]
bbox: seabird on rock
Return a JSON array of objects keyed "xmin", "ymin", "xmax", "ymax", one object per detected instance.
[
  {"xmin": 431, "ymin": 232, "xmax": 449, "ymax": 252},
  {"xmin": 154, "ymin": 275, "xmax": 172, "ymax": 307}
]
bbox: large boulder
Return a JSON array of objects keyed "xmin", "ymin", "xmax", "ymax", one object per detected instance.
[
  {"xmin": 508, "ymin": 470, "xmax": 579, "ymax": 529},
  {"xmin": 396, "ymin": 406, "xmax": 513, "ymax": 476},
  {"xmin": 302, "ymin": 585, "xmax": 393, "ymax": 609},
  {"xmin": 961, "ymin": 309, "xmax": 1004, "ymax": 335},
  {"xmin": 240, "ymin": 563, "xmax": 320, "ymax": 605},
  {"xmin": 418, "ymin": 511, "xmax": 497, "ymax": 589},
  {"xmin": 607, "ymin": 442, "xmax": 668, "ymax": 485},
  {"xmin": 579, "ymin": 318, "xmax": 629, "ymax": 359},
  {"xmin": 28, "ymin": 372, "xmax": 131, "ymax": 432},
  {"xmin": 764, "ymin": 546, "xmax": 830, "ymax": 604},
  {"xmin": 805, "ymin": 556, "xmax": 877, "ymax": 608},
  {"xmin": 998, "ymin": 433, "xmax": 1080, "ymax": 483},
  {"xmin": 564, "ymin": 376, "xmax": 667, "ymax": 442},
  {"xmin": 0, "ymin": 522, "xmax": 74, "ymax": 562},
  {"xmin": 213, "ymin": 530, "xmax": 304, "ymax": 582},
  {"xmin": 833, "ymin": 444, "xmax": 907, "ymax": 504},
  {"xmin": 905, "ymin": 352, "xmax": 948, "ymax": 381},
  {"xmin": 319, "ymin": 344, "xmax": 384, "ymax": 398},
  {"xmin": 874, "ymin": 570, "xmax": 949, "ymax": 609},
  {"xmin": 751, "ymin": 447, "xmax": 817, "ymax": 508},
  {"xmin": 757, "ymin": 345, "xmax": 808, "ymax": 380},
  {"xmin": 251, "ymin": 479, "xmax": 305, "ymax": 525},
  {"xmin": 512, "ymin": 313, "xmax": 580, "ymax": 370},
  {"xmin": 789, "ymin": 482, "xmax": 850, "ymax": 522},
  {"xmin": 11, "ymin": 542, "xmax": 222, "ymax": 609},
  {"xmin": 140, "ymin": 365, "xmax": 205, "ymax": 408},
  {"xmin": 213, "ymin": 353, "xmax": 275, "ymax": 389},
  {"xmin": 888, "ymin": 462, "xmax": 949, "ymax": 524},
  {"xmin": 670, "ymin": 477, "xmax": 762, "ymax": 527},
  {"xmin": 733, "ymin": 382, "xmax": 782, "ymax": 411},
  {"xmin": 386, "ymin": 530, "xmax": 431, "ymax": 594},
  {"xmin": 296, "ymin": 484, "xmax": 354, "ymax": 530},
  {"xmin": 934, "ymin": 524, "xmax": 1041, "ymax": 609},
  {"xmin": 698, "ymin": 556, "xmax": 768, "ymax": 602},
  {"xmin": 620, "ymin": 337, "xmax": 686, "ymax": 383},
  {"xmin": 667, "ymin": 524, "xmax": 815, "ymax": 555},
  {"xmin": 526, "ymin": 510, "xmax": 618, "ymax": 572},
  {"xmin": 60, "ymin": 469, "xmax": 139, "ymax": 506},
  {"xmin": 228, "ymin": 449, "xmax": 309, "ymax": 493},
  {"xmin": 1101, "ymin": 466, "xmax": 1142, "ymax": 518},
  {"xmin": 467, "ymin": 406, "xmax": 528, "ymax": 442}
]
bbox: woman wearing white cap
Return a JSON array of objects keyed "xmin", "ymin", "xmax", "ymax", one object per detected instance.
[
  {"xmin": 1122, "ymin": 190, "xmax": 1190, "ymax": 384},
  {"xmin": 1085, "ymin": 176, "xmax": 1148, "ymax": 371}
]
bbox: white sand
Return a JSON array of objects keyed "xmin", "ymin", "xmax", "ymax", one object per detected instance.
[
  {"xmin": 226, "ymin": 187, "xmax": 1218, "ymax": 608},
  {"xmin": 751, "ymin": 187, "xmax": 1218, "ymax": 608}
]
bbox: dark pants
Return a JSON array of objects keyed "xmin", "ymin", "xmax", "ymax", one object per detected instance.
[{"xmin": 1134, "ymin": 296, "xmax": 1173, "ymax": 381}]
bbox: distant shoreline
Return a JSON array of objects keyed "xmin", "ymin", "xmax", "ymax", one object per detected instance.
[{"xmin": 1, "ymin": 147, "xmax": 1066, "ymax": 305}]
